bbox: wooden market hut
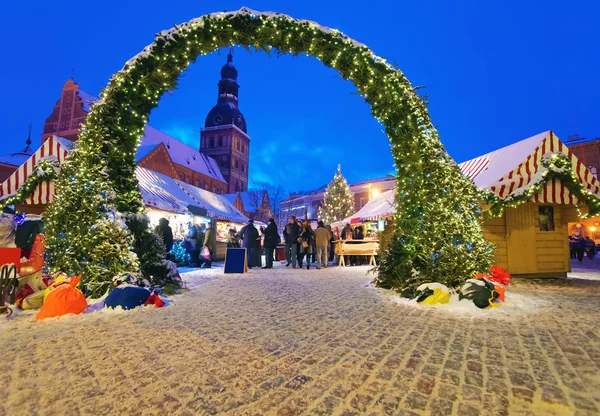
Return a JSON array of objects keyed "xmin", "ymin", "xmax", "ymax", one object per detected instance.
[
  {"xmin": 342, "ymin": 131, "xmax": 600, "ymax": 277},
  {"xmin": 459, "ymin": 130, "xmax": 600, "ymax": 277}
]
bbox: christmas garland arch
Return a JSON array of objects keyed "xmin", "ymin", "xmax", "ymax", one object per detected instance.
[{"xmin": 45, "ymin": 7, "xmax": 494, "ymax": 295}]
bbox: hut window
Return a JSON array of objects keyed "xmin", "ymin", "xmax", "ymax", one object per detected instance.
[{"xmin": 539, "ymin": 206, "xmax": 555, "ymax": 232}]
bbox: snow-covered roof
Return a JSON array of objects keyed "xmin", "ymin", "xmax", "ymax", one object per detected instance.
[
  {"xmin": 136, "ymin": 166, "xmax": 199, "ymax": 213},
  {"xmin": 332, "ymin": 190, "xmax": 395, "ymax": 229},
  {"xmin": 175, "ymin": 180, "xmax": 248, "ymax": 223},
  {"xmin": 458, "ymin": 130, "xmax": 600, "ymax": 203},
  {"xmin": 77, "ymin": 89, "xmax": 226, "ymax": 184},
  {"xmin": 77, "ymin": 90, "xmax": 98, "ymax": 113},
  {"xmin": 458, "ymin": 131, "xmax": 549, "ymax": 189},
  {"xmin": 140, "ymin": 125, "xmax": 227, "ymax": 183}
]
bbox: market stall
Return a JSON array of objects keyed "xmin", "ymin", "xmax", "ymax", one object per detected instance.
[
  {"xmin": 0, "ymin": 136, "xmax": 72, "ymax": 214},
  {"xmin": 175, "ymin": 180, "xmax": 249, "ymax": 260},
  {"xmin": 331, "ymin": 190, "xmax": 395, "ymax": 236},
  {"xmin": 136, "ymin": 167, "xmax": 212, "ymax": 239}
]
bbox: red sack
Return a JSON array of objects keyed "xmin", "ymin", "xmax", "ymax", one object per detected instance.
[
  {"xmin": 489, "ymin": 266, "xmax": 511, "ymax": 286},
  {"xmin": 144, "ymin": 291, "xmax": 165, "ymax": 308}
]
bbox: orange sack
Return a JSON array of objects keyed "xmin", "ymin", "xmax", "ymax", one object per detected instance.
[{"xmin": 36, "ymin": 275, "xmax": 88, "ymax": 320}]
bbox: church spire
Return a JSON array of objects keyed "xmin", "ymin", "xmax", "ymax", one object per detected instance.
[{"xmin": 20, "ymin": 123, "xmax": 33, "ymax": 154}]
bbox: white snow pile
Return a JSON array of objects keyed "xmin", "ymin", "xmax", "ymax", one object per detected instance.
[{"xmin": 384, "ymin": 291, "xmax": 548, "ymax": 319}]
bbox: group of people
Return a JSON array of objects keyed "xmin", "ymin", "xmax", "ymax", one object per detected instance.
[
  {"xmin": 155, "ymin": 218, "xmax": 216, "ymax": 268},
  {"xmin": 569, "ymin": 234, "xmax": 597, "ymax": 263},
  {"xmin": 153, "ymin": 214, "xmax": 373, "ymax": 270},
  {"xmin": 282, "ymin": 216, "xmax": 336, "ymax": 270}
]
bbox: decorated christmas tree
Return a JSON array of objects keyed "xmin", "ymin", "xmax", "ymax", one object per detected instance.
[{"xmin": 319, "ymin": 165, "xmax": 355, "ymax": 224}]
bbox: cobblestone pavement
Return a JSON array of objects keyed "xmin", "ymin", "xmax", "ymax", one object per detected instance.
[{"xmin": 1, "ymin": 264, "xmax": 599, "ymax": 416}]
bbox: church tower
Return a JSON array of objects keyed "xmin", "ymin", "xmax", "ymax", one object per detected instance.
[{"xmin": 200, "ymin": 49, "xmax": 250, "ymax": 193}]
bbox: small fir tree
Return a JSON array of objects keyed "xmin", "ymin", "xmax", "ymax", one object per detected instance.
[
  {"xmin": 319, "ymin": 165, "xmax": 355, "ymax": 224},
  {"xmin": 124, "ymin": 214, "xmax": 182, "ymax": 290}
]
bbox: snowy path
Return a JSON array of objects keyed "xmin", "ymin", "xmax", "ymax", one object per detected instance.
[{"xmin": 0, "ymin": 263, "xmax": 599, "ymax": 415}]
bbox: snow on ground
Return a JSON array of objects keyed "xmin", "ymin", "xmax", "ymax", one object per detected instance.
[
  {"xmin": 1, "ymin": 260, "xmax": 599, "ymax": 414},
  {"xmin": 568, "ymin": 257, "xmax": 600, "ymax": 280}
]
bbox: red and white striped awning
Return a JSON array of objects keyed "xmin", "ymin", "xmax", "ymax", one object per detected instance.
[
  {"xmin": 0, "ymin": 136, "xmax": 71, "ymax": 205},
  {"xmin": 459, "ymin": 131, "xmax": 600, "ymax": 204}
]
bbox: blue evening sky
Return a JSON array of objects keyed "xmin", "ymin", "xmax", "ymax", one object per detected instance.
[{"xmin": 1, "ymin": 0, "xmax": 598, "ymax": 192}]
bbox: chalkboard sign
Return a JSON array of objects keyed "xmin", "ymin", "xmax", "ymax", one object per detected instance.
[{"xmin": 224, "ymin": 248, "xmax": 248, "ymax": 274}]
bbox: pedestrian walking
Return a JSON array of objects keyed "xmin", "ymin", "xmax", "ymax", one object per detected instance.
[
  {"xmin": 282, "ymin": 216, "xmax": 301, "ymax": 268},
  {"xmin": 315, "ymin": 221, "xmax": 330, "ymax": 269},
  {"xmin": 239, "ymin": 219, "xmax": 259, "ymax": 268},
  {"xmin": 263, "ymin": 218, "xmax": 279, "ymax": 269},
  {"xmin": 203, "ymin": 222, "xmax": 217, "ymax": 268},
  {"xmin": 299, "ymin": 222, "xmax": 315, "ymax": 270}
]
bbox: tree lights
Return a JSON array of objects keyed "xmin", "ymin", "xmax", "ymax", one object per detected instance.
[
  {"xmin": 45, "ymin": 7, "xmax": 494, "ymax": 295},
  {"xmin": 319, "ymin": 165, "xmax": 354, "ymax": 224}
]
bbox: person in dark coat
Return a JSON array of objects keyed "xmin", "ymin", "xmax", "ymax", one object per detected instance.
[
  {"xmin": 282, "ymin": 216, "xmax": 301, "ymax": 268},
  {"xmin": 352, "ymin": 225, "xmax": 365, "ymax": 265},
  {"xmin": 263, "ymin": 218, "xmax": 279, "ymax": 269},
  {"xmin": 574, "ymin": 235, "xmax": 586, "ymax": 264},
  {"xmin": 327, "ymin": 225, "xmax": 335, "ymax": 262},
  {"xmin": 155, "ymin": 218, "xmax": 174, "ymax": 253},
  {"xmin": 239, "ymin": 219, "xmax": 260, "ymax": 268},
  {"xmin": 203, "ymin": 222, "xmax": 217, "ymax": 268},
  {"xmin": 298, "ymin": 222, "xmax": 315, "ymax": 270}
]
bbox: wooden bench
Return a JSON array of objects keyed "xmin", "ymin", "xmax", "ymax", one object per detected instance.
[{"xmin": 336, "ymin": 240, "xmax": 379, "ymax": 267}]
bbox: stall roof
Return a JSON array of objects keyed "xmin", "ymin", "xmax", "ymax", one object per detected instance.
[
  {"xmin": 175, "ymin": 180, "xmax": 248, "ymax": 223},
  {"xmin": 135, "ymin": 167, "xmax": 199, "ymax": 214},
  {"xmin": 0, "ymin": 136, "xmax": 72, "ymax": 205},
  {"xmin": 332, "ymin": 189, "xmax": 395, "ymax": 229},
  {"xmin": 458, "ymin": 130, "xmax": 600, "ymax": 204}
]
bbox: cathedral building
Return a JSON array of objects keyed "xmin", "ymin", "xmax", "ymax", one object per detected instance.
[{"xmin": 200, "ymin": 50, "xmax": 250, "ymax": 193}]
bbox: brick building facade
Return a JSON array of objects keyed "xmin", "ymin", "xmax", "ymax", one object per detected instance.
[{"xmin": 565, "ymin": 134, "xmax": 600, "ymax": 178}]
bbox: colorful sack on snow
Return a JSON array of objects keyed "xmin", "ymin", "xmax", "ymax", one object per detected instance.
[
  {"xmin": 144, "ymin": 291, "xmax": 165, "ymax": 308},
  {"xmin": 105, "ymin": 285, "xmax": 151, "ymax": 310},
  {"xmin": 414, "ymin": 283, "xmax": 450, "ymax": 305},
  {"xmin": 489, "ymin": 265, "xmax": 511, "ymax": 286},
  {"xmin": 36, "ymin": 275, "xmax": 88, "ymax": 320},
  {"xmin": 459, "ymin": 278, "xmax": 500, "ymax": 309}
]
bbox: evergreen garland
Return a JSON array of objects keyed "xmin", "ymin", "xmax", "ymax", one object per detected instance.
[
  {"xmin": 0, "ymin": 159, "xmax": 59, "ymax": 210},
  {"xmin": 44, "ymin": 7, "xmax": 495, "ymax": 294},
  {"xmin": 319, "ymin": 165, "xmax": 355, "ymax": 224}
]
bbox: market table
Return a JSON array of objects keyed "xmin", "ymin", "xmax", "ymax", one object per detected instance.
[{"xmin": 334, "ymin": 240, "xmax": 379, "ymax": 267}]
